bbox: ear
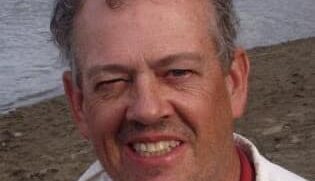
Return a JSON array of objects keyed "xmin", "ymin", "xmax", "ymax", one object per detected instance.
[
  {"xmin": 225, "ymin": 48, "xmax": 250, "ymax": 119},
  {"xmin": 63, "ymin": 71, "xmax": 90, "ymax": 139}
]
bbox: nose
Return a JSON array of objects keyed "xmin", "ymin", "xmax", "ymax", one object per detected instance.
[{"xmin": 126, "ymin": 74, "xmax": 172, "ymax": 125}]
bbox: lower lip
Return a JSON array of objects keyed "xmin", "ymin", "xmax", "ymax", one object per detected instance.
[{"xmin": 123, "ymin": 142, "xmax": 186, "ymax": 167}]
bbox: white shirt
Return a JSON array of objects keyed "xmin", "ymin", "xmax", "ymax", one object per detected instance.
[{"xmin": 78, "ymin": 134, "xmax": 308, "ymax": 181}]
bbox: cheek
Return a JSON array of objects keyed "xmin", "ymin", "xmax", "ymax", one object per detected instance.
[
  {"xmin": 173, "ymin": 75, "xmax": 233, "ymax": 148},
  {"xmin": 179, "ymin": 79, "xmax": 232, "ymax": 130},
  {"xmin": 82, "ymin": 89, "xmax": 128, "ymax": 133},
  {"xmin": 82, "ymin": 97, "xmax": 127, "ymax": 171},
  {"xmin": 167, "ymin": 79, "xmax": 233, "ymax": 177},
  {"xmin": 85, "ymin": 101, "xmax": 122, "ymax": 136}
]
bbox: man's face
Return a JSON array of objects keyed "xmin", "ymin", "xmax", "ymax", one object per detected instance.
[{"xmin": 65, "ymin": 0, "xmax": 248, "ymax": 180}]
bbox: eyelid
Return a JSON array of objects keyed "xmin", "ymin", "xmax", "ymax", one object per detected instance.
[
  {"xmin": 166, "ymin": 69, "xmax": 193, "ymax": 76},
  {"xmin": 94, "ymin": 78, "xmax": 129, "ymax": 91},
  {"xmin": 102, "ymin": 78, "xmax": 128, "ymax": 84}
]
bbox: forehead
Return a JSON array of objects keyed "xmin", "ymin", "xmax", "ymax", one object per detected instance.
[{"xmin": 74, "ymin": 0, "xmax": 217, "ymax": 68}]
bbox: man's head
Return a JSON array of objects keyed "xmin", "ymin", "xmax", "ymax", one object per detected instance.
[{"xmin": 51, "ymin": 0, "xmax": 249, "ymax": 180}]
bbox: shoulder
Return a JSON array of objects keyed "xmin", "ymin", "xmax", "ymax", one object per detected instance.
[
  {"xmin": 234, "ymin": 134, "xmax": 308, "ymax": 181},
  {"xmin": 78, "ymin": 161, "xmax": 112, "ymax": 181}
]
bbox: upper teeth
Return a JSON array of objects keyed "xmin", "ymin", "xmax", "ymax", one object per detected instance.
[{"xmin": 132, "ymin": 140, "xmax": 180, "ymax": 157}]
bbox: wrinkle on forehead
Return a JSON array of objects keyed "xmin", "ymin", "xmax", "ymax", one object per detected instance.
[
  {"xmin": 73, "ymin": 0, "xmax": 217, "ymax": 69},
  {"xmin": 76, "ymin": 0, "xmax": 212, "ymax": 33}
]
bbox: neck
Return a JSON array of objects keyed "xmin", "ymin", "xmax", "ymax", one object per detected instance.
[{"xmin": 216, "ymin": 144, "xmax": 241, "ymax": 181}]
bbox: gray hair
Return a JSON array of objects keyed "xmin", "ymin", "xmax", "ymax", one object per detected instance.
[{"xmin": 50, "ymin": 0, "xmax": 239, "ymax": 85}]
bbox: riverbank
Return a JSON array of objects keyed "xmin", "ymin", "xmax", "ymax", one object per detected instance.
[{"xmin": 1, "ymin": 37, "xmax": 314, "ymax": 181}]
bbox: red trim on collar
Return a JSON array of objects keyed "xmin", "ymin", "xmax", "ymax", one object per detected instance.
[{"xmin": 237, "ymin": 146, "xmax": 255, "ymax": 181}]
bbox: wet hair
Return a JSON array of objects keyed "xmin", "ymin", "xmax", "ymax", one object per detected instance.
[{"xmin": 50, "ymin": 0, "xmax": 239, "ymax": 85}]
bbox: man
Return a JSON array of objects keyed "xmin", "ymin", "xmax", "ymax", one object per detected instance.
[{"xmin": 50, "ymin": 0, "xmax": 307, "ymax": 180}]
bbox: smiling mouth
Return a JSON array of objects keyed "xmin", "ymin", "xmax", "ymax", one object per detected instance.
[{"xmin": 130, "ymin": 140, "xmax": 182, "ymax": 157}]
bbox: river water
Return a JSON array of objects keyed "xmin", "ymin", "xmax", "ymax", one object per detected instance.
[{"xmin": 0, "ymin": 0, "xmax": 315, "ymax": 113}]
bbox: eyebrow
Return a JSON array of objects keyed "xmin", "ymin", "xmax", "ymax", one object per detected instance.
[
  {"xmin": 86, "ymin": 52, "xmax": 203, "ymax": 79},
  {"xmin": 151, "ymin": 52, "xmax": 203, "ymax": 69},
  {"xmin": 87, "ymin": 64, "xmax": 131, "ymax": 80}
]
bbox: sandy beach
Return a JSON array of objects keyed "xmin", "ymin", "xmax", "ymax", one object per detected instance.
[{"xmin": 1, "ymin": 37, "xmax": 314, "ymax": 181}]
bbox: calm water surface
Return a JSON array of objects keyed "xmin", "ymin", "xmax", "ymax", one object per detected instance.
[{"xmin": 0, "ymin": 0, "xmax": 315, "ymax": 113}]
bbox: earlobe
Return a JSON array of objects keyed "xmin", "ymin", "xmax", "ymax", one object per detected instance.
[
  {"xmin": 225, "ymin": 48, "xmax": 250, "ymax": 119},
  {"xmin": 63, "ymin": 71, "xmax": 90, "ymax": 139}
]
